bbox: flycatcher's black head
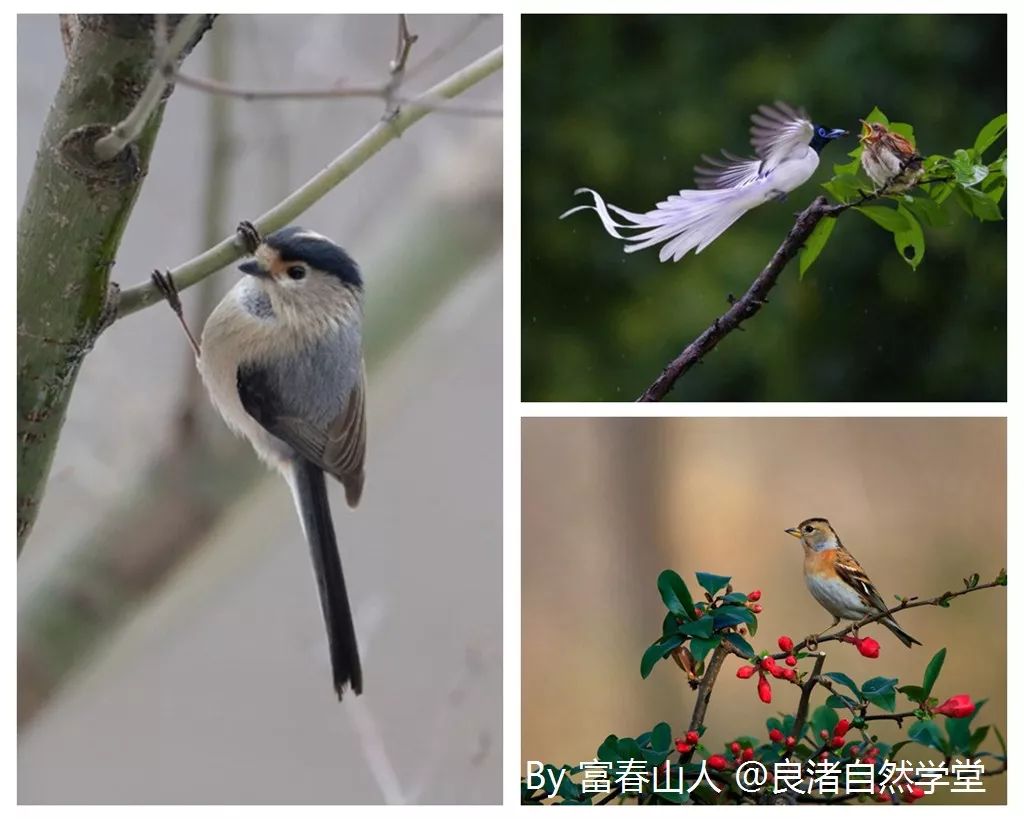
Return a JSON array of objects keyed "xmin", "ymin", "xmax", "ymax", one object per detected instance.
[
  {"xmin": 264, "ymin": 226, "xmax": 362, "ymax": 288},
  {"xmin": 809, "ymin": 124, "xmax": 849, "ymax": 154}
]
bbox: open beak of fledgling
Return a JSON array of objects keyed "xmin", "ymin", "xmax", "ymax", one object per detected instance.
[{"xmin": 784, "ymin": 527, "xmax": 801, "ymax": 538}]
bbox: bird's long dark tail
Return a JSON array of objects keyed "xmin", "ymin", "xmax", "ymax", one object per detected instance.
[
  {"xmin": 290, "ymin": 458, "xmax": 362, "ymax": 698},
  {"xmin": 881, "ymin": 616, "xmax": 922, "ymax": 649}
]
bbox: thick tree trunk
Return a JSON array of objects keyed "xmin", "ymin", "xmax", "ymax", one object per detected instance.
[{"xmin": 17, "ymin": 15, "xmax": 208, "ymax": 551}]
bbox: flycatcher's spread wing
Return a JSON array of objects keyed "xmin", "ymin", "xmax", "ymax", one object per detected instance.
[
  {"xmin": 693, "ymin": 150, "xmax": 765, "ymax": 191},
  {"xmin": 749, "ymin": 101, "xmax": 814, "ymax": 171}
]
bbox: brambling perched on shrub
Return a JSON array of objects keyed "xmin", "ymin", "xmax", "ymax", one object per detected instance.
[
  {"xmin": 786, "ymin": 518, "xmax": 921, "ymax": 648},
  {"xmin": 859, "ymin": 120, "xmax": 925, "ymax": 192}
]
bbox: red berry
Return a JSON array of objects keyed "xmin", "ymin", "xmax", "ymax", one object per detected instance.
[
  {"xmin": 757, "ymin": 676, "xmax": 772, "ymax": 703},
  {"xmin": 857, "ymin": 636, "xmax": 880, "ymax": 659},
  {"xmin": 675, "ymin": 742, "xmax": 692, "ymax": 754},
  {"xmin": 686, "ymin": 731, "xmax": 700, "ymax": 744},
  {"xmin": 785, "ymin": 655, "xmax": 797, "ymax": 667},
  {"xmin": 777, "ymin": 635, "xmax": 794, "ymax": 652},
  {"xmin": 706, "ymin": 754, "xmax": 728, "ymax": 770},
  {"xmin": 908, "ymin": 786, "xmax": 925, "ymax": 800},
  {"xmin": 736, "ymin": 665, "xmax": 756, "ymax": 679},
  {"xmin": 933, "ymin": 694, "xmax": 975, "ymax": 719},
  {"xmin": 751, "ymin": 603, "xmax": 763, "ymax": 614},
  {"xmin": 769, "ymin": 728, "xmax": 783, "ymax": 743},
  {"xmin": 831, "ymin": 736, "xmax": 845, "ymax": 749},
  {"xmin": 741, "ymin": 747, "xmax": 754, "ymax": 762},
  {"xmin": 747, "ymin": 590, "xmax": 761, "ymax": 602},
  {"xmin": 730, "ymin": 741, "xmax": 741, "ymax": 755},
  {"xmin": 782, "ymin": 669, "xmax": 796, "ymax": 681},
  {"xmin": 834, "ymin": 719, "xmax": 850, "ymax": 737},
  {"xmin": 785, "ymin": 736, "xmax": 796, "ymax": 749}
]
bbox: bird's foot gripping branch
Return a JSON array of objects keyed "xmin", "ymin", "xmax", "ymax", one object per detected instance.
[{"xmin": 521, "ymin": 569, "xmax": 1007, "ymax": 805}]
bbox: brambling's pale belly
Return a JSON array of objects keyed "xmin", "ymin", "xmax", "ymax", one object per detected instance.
[{"xmin": 805, "ymin": 572, "xmax": 869, "ymax": 620}]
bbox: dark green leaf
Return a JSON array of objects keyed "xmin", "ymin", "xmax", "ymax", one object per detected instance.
[
  {"xmin": 712, "ymin": 606, "xmax": 754, "ymax": 630},
  {"xmin": 893, "ymin": 204, "xmax": 924, "ymax": 269},
  {"xmin": 946, "ymin": 699, "xmax": 985, "ymax": 754},
  {"xmin": 956, "ymin": 186, "xmax": 1004, "ymax": 221},
  {"xmin": 695, "ymin": 572, "xmax": 731, "ymax": 596},
  {"xmin": 658, "ymin": 570, "xmax": 697, "ymax": 619},
  {"xmin": 722, "ymin": 591, "xmax": 749, "ymax": 604},
  {"xmin": 641, "ymin": 635, "xmax": 683, "ymax": 679},
  {"xmin": 898, "ymin": 684, "xmax": 927, "ymax": 704},
  {"xmin": 810, "ymin": 705, "xmax": 839, "ymax": 739},
  {"xmin": 689, "ymin": 635, "xmax": 720, "ymax": 665},
  {"xmin": 799, "ymin": 215, "xmax": 837, "ymax": 278},
  {"xmin": 652, "ymin": 722, "xmax": 672, "ymax": 753},
  {"xmin": 921, "ymin": 648, "xmax": 946, "ymax": 698},
  {"xmin": 974, "ymin": 113, "xmax": 1007, "ymax": 157},
  {"xmin": 969, "ymin": 726, "xmax": 990, "ymax": 755},
  {"xmin": 908, "ymin": 720, "xmax": 946, "ymax": 753},
  {"xmin": 862, "ymin": 676, "xmax": 898, "ymax": 712},
  {"xmin": 855, "ymin": 205, "xmax": 909, "ymax": 233},
  {"xmin": 723, "ymin": 632, "xmax": 755, "ymax": 658},
  {"xmin": 901, "ymin": 193, "xmax": 947, "ymax": 228},
  {"xmin": 823, "ymin": 672, "xmax": 861, "ymax": 698},
  {"xmin": 598, "ymin": 734, "xmax": 621, "ymax": 763},
  {"xmin": 678, "ymin": 618, "xmax": 715, "ymax": 639},
  {"xmin": 826, "ymin": 693, "xmax": 859, "ymax": 710}
]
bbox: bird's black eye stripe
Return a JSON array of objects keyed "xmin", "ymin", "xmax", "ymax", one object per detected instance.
[{"xmin": 286, "ymin": 265, "xmax": 306, "ymax": 280}]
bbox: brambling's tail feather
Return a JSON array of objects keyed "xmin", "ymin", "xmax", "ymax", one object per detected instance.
[{"xmin": 881, "ymin": 617, "xmax": 921, "ymax": 648}]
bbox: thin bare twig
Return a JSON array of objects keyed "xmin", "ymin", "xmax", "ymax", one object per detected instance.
[
  {"xmin": 404, "ymin": 14, "xmax": 493, "ymax": 80},
  {"xmin": 170, "ymin": 68, "xmax": 501, "ymax": 117},
  {"xmin": 93, "ymin": 14, "xmax": 205, "ymax": 160},
  {"xmin": 767, "ymin": 573, "xmax": 1005, "ymax": 659},
  {"xmin": 114, "ymin": 44, "xmax": 503, "ymax": 319},
  {"xmin": 383, "ymin": 14, "xmax": 418, "ymax": 119}
]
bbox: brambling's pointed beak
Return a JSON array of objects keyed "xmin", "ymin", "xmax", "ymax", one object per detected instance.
[{"xmin": 784, "ymin": 527, "xmax": 801, "ymax": 538}]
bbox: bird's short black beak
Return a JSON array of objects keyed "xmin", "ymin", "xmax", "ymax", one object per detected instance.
[{"xmin": 239, "ymin": 260, "xmax": 267, "ymax": 278}]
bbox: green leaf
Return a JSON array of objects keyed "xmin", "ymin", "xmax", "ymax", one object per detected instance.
[
  {"xmin": 651, "ymin": 722, "xmax": 673, "ymax": 756},
  {"xmin": 712, "ymin": 606, "xmax": 755, "ymax": 630},
  {"xmin": 833, "ymin": 154, "xmax": 862, "ymax": 176},
  {"xmin": 855, "ymin": 205, "xmax": 909, "ymax": 233},
  {"xmin": 889, "ymin": 121, "xmax": 916, "ymax": 145},
  {"xmin": 809, "ymin": 705, "xmax": 839, "ymax": 739},
  {"xmin": 973, "ymin": 113, "xmax": 1007, "ymax": 157},
  {"xmin": 946, "ymin": 699, "xmax": 986, "ymax": 754},
  {"xmin": 823, "ymin": 173, "xmax": 866, "ymax": 203},
  {"xmin": 641, "ymin": 635, "xmax": 683, "ymax": 679},
  {"xmin": 689, "ymin": 636, "xmax": 720, "ymax": 664},
  {"xmin": 678, "ymin": 618, "xmax": 715, "ymax": 640},
  {"xmin": 968, "ymin": 725, "xmax": 990, "ymax": 756},
  {"xmin": 658, "ymin": 570, "xmax": 697, "ymax": 619},
  {"xmin": 956, "ymin": 187, "xmax": 1004, "ymax": 222},
  {"xmin": 901, "ymin": 194, "xmax": 947, "ymax": 228},
  {"xmin": 908, "ymin": 719, "xmax": 946, "ymax": 753},
  {"xmin": 823, "ymin": 672, "xmax": 862, "ymax": 698},
  {"xmin": 722, "ymin": 632, "xmax": 755, "ymax": 658},
  {"xmin": 598, "ymin": 734, "xmax": 622, "ymax": 763},
  {"xmin": 695, "ymin": 572, "xmax": 731, "ymax": 597},
  {"xmin": 893, "ymin": 204, "xmax": 924, "ymax": 269},
  {"xmin": 799, "ymin": 216, "xmax": 837, "ymax": 278},
  {"xmin": 862, "ymin": 676, "xmax": 898, "ymax": 712},
  {"xmin": 826, "ymin": 693, "xmax": 860, "ymax": 710},
  {"xmin": 898, "ymin": 684, "xmax": 927, "ymax": 704},
  {"xmin": 722, "ymin": 591, "xmax": 749, "ymax": 604},
  {"xmin": 921, "ymin": 648, "xmax": 946, "ymax": 698}
]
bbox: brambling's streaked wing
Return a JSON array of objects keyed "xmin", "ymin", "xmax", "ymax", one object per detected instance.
[{"xmin": 832, "ymin": 546, "xmax": 891, "ymax": 615}]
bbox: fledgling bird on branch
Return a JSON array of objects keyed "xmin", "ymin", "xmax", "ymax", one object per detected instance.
[
  {"xmin": 156, "ymin": 223, "xmax": 368, "ymax": 699},
  {"xmin": 859, "ymin": 120, "xmax": 924, "ymax": 193},
  {"xmin": 786, "ymin": 518, "xmax": 921, "ymax": 649},
  {"xmin": 560, "ymin": 102, "xmax": 848, "ymax": 263}
]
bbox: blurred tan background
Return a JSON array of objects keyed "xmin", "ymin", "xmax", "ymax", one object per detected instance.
[
  {"xmin": 522, "ymin": 418, "xmax": 1006, "ymax": 805},
  {"xmin": 18, "ymin": 14, "xmax": 500, "ymax": 804}
]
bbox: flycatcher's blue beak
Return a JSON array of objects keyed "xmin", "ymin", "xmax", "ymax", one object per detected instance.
[{"xmin": 826, "ymin": 128, "xmax": 849, "ymax": 140}]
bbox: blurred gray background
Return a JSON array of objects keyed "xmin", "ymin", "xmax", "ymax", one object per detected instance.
[{"xmin": 18, "ymin": 14, "xmax": 502, "ymax": 804}]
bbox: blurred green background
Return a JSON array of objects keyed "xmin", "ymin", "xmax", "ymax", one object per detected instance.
[{"xmin": 522, "ymin": 15, "xmax": 1007, "ymax": 401}]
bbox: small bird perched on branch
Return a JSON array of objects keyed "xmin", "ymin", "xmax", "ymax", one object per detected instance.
[
  {"xmin": 786, "ymin": 518, "xmax": 921, "ymax": 649},
  {"xmin": 154, "ymin": 222, "xmax": 367, "ymax": 699},
  {"xmin": 859, "ymin": 120, "xmax": 924, "ymax": 192},
  {"xmin": 560, "ymin": 102, "xmax": 848, "ymax": 263}
]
